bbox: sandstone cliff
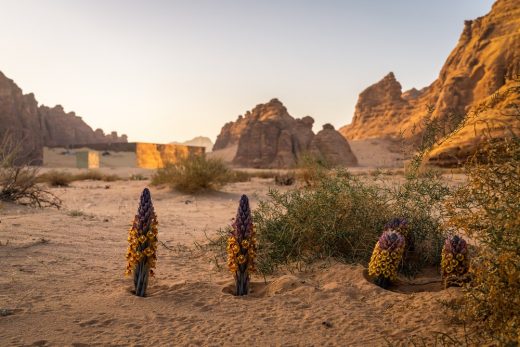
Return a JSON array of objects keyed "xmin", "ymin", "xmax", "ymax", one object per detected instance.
[
  {"xmin": 0, "ymin": 71, "xmax": 127, "ymax": 164},
  {"xmin": 214, "ymin": 99, "xmax": 357, "ymax": 168},
  {"xmin": 340, "ymin": 0, "xmax": 520, "ymax": 166}
]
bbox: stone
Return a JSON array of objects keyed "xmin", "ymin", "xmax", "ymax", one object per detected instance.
[
  {"xmin": 0, "ymin": 71, "xmax": 127, "ymax": 164},
  {"xmin": 339, "ymin": 0, "xmax": 520, "ymax": 166},
  {"xmin": 214, "ymin": 98, "xmax": 358, "ymax": 168}
]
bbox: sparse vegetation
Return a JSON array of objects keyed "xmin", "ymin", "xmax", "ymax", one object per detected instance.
[
  {"xmin": 0, "ymin": 136, "xmax": 61, "ymax": 208},
  {"xmin": 37, "ymin": 170, "xmax": 123, "ymax": 186},
  {"xmin": 38, "ymin": 170, "xmax": 74, "ymax": 187},
  {"xmin": 73, "ymin": 170, "xmax": 121, "ymax": 182},
  {"xmin": 445, "ymin": 136, "xmax": 519, "ymax": 344},
  {"xmin": 151, "ymin": 155, "xmax": 233, "ymax": 193},
  {"xmin": 296, "ymin": 153, "xmax": 330, "ymax": 186},
  {"xmin": 274, "ymin": 171, "xmax": 295, "ymax": 186},
  {"xmin": 129, "ymin": 173, "xmax": 147, "ymax": 181}
]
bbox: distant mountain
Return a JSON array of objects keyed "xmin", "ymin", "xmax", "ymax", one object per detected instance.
[
  {"xmin": 213, "ymin": 98, "xmax": 357, "ymax": 168},
  {"xmin": 170, "ymin": 136, "xmax": 214, "ymax": 152},
  {"xmin": 0, "ymin": 71, "xmax": 127, "ymax": 164},
  {"xmin": 339, "ymin": 0, "xmax": 520, "ymax": 166}
]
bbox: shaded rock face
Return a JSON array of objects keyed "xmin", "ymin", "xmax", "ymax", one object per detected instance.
[
  {"xmin": 310, "ymin": 124, "xmax": 358, "ymax": 166},
  {"xmin": 0, "ymin": 73, "xmax": 42, "ymax": 164},
  {"xmin": 214, "ymin": 99, "xmax": 357, "ymax": 168},
  {"xmin": 0, "ymin": 71, "xmax": 127, "ymax": 164},
  {"xmin": 340, "ymin": 0, "xmax": 520, "ymax": 166}
]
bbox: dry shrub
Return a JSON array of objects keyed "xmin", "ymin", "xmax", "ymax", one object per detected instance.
[
  {"xmin": 296, "ymin": 153, "xmax": 330, "ymax": 186},
  {"xmin": 74, "ymin": 170, "xmax": 121, "ymax": 182},
  {"xmin": 445, "ymin": 136, "xmax": 520, "ymax": 344},
  {"xmin": 274, "ymin": 172, "xmax": 295, "ymax": 186},
  {"xmin": 38, "ymin": 170, "xmax": 74, "ymax": 187},
  {"xmin": 0, "ymin": 137, "xmax": 61, "ymax": 208},
  {"xmin": 228, "ymin": 170, "xmax": 251, "ymax": 183},
  {"xmin": 151, "ymin": 155, "xmax": 231, "ymax": 193}
]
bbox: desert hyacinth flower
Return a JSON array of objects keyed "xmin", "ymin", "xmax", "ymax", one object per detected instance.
[
  {"xmin": 125, "ymin": 188, "xmax": 158, "ymax": 297},
  {"xmin": 441, "ymin": 235, "xmax": 469, "ymax": 287},
  {"xmin": 368, "ymin": 229, "xmax": 406, "ymax": 289},
  {"xmin": 227, "ymin": 194, "xmax": 257, "ymax": 296}
]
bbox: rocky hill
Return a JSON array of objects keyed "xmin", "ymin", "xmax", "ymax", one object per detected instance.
[
  {"xmin": 0, "ymin": 71, "xmax": 127, "ymax": 164},
  {"xmin": 213, "ymin": 98, "xmax": 357, "ymax": 168},
  {"xmin": 171, "ymin": 136, "xmax": 213, "ymax": 152},
  {"xmin": 340, "ymin": 0, "xmax": 520, "ymax": 166}
]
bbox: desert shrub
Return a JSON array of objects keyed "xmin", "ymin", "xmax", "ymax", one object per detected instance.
[
  {"xmin": 251, "ymin": 167, "xmax": 448, "ymax": 275},
  {"xmin": 227, "ymin": 170, "xmax": 251, "ymax": 183},
  {"xmin": 445, "ymin": 136, "xmax": 520, "ymax": 344},
  {"xmin": 251, "ymin": 171, "xmax": 278, "ymax": 179},
  {"xmin": 38, "ymin": 170, "xmax": 74, "ymax": 187},
  {"xmin": 253, "ymin": 170, "xmax": 392, "ymax": 273},
  {"xmin": 0, "ymin": 137, "xmax": 61, "ymax": 208},
  {"xmin": 296, "ymin": 153, "xmax": 330, "ymax": 186},
  {"xmin": 274, "ymin": 171, "xmax": 295, "ymax": 186},
  {"xmin": 151, "ymin": 155, "xmax": 231, "ymax": 193},
  {"xmin": 129, "ymin": 173, "xmax": 147, "ymax": 181},
  {"xmin": 74, "ymin": 170, "xmax": 121, "ymax": 182}
]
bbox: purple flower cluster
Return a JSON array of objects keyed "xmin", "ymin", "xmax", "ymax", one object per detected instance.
[
  {"xmin": 444, "ymin": 235, "xmax": 467, "ymax": 254},
  {"xmin": 384, "ymin": 217, "xmax": 408, "ymax": 231},
  {"xmin": 134, "ymin": 188, "xmax": 155, "ymax": 232},
  {"xmin": 232, "ymin": 194, "xmax": 253, "ymax": 241},
  {"xmin": 378, "ymin": 230, "xmax": 406, "ymax": 252}
]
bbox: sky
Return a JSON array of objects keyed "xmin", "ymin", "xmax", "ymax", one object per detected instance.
[{"xmin": 0, "ymin": 0, "xmax": 495, "ymax": 143}]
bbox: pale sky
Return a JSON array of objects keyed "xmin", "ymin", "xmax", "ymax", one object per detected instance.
[{"xmin": 0, "ymin": 0, "xmax": 495, "ymax": 143}]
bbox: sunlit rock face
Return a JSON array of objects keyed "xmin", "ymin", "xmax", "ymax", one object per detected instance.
[
  {"xmin": 339, "ymin": 0, "xmax": 520, "ymax": 167},
  {"xmin": 214, "ymin": 98, "xmax": 357, "ymax": 168},
  {"xmin": 0, "ymin": 71, "xmax": 127, "ymax": 164}
]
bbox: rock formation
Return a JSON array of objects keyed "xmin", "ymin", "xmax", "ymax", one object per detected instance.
[
  {"xmin": 0, "ymin": 71, "xmax": 127, "ymax": 164},
  {"xmin": 340, "ymin": 0, "xmax": 520, "ymax": 166},
  {"xmin": 171, "ymin": 136, "xmax": 214, "ymax": 152},
  {"xmin": 214, "ymin": 98, "xmax": 357, "ymax": 168},
  {"xmin": 310, "ymin": 124, "xmax": 358, "ymax": 166}
]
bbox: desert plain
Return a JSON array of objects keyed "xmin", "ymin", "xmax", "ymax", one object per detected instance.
[{"xmin": 0, "ymin": 166, "xmax": 467, "ymax": 347}]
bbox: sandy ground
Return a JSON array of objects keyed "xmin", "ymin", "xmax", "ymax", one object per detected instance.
[{"xmin": 0, "ymin": 170, "xmax": 466, "ymax": 346}]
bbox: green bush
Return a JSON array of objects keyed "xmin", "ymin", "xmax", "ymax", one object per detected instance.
[
  {"xmin": 151, "ymin": 155, "xmax": 231, "ymax": 193},
  {"xmin": 250, "ymin": 168, "xmax": 448, "ymax": 275}
]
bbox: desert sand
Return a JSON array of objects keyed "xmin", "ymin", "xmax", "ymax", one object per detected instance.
[{"xmin": 0, "ymin": 169, "xmax": 465, "ymax": 346}]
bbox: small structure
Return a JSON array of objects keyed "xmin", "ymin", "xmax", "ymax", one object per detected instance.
[
  {"xmin": 44, "ymin": 142, "xmax": 205, "ymax": 169},
  {"xmin": 76, "ymin": 151, "xmax": 100, "ymax": 169}
]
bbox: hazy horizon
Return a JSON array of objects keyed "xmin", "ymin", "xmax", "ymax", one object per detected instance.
[{"xmin": 0, "ymin": 0, "xmax": 494, "ymax": 144}]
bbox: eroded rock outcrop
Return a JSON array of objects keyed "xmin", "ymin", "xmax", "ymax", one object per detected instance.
[
  {"xmin": 310, "ymin": 124, "xmax": 358, "ymax": 166},
  {"xmin": 214, "ymin": 99, "xmax": 357, "ymax": 168},
  {"xmin": 0, "ymin": 71, "xmax": 127, "ymax": 164},
  {"xmin": 340, "ymin": 0, "xmax": 520, "ymax": 166}
]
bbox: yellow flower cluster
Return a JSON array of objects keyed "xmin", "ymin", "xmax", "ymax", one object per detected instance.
[
  {"xmin": 368, "ymin": 243, "xmax": 404, "ymax": 281},
  {"xmin": 441, "ymin": 250, "xmax": 467, "ymax": 278},
  {"xmin": 125, "ymin": 218, "xmax": 158, "ymax": 276},
  {"xmin": 226, "ymin": 232, "xmax": 257, "ymax": 274}
]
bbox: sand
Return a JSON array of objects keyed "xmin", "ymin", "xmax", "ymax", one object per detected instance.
[{"xmin": 0, "ymin": 170, "xmax": 465, "ymax": 346}]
